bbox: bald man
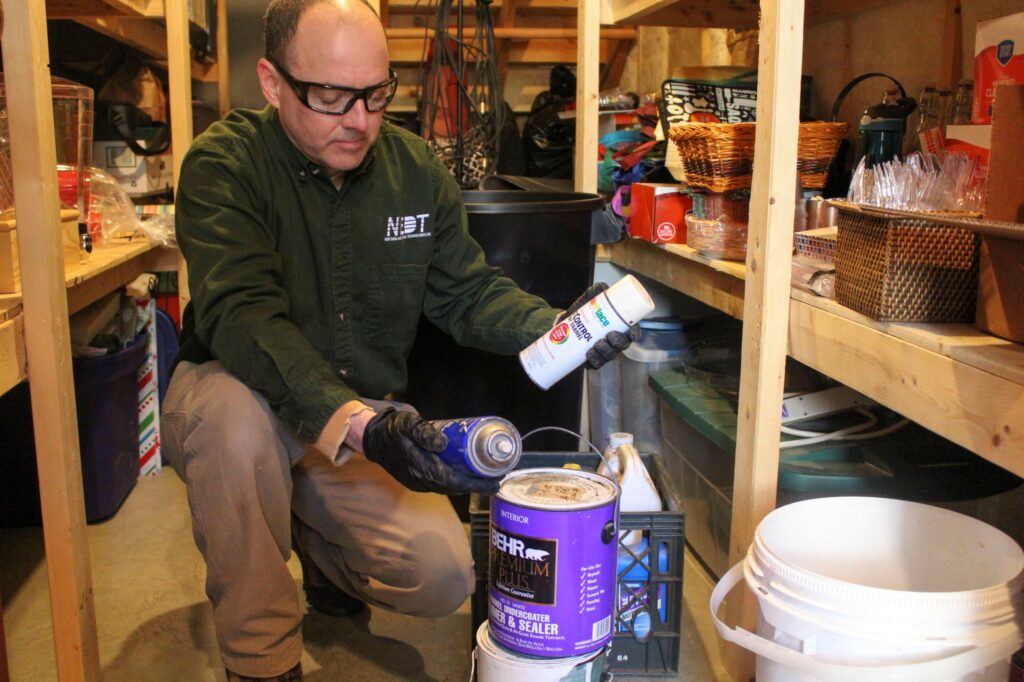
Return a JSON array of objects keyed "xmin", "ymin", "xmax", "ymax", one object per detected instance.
[{"xmin": 161, "ymin": 0, "xmax": 574, "ymax": 679}]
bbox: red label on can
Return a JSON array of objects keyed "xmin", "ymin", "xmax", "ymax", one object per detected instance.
[{"xmin": 549, "ymin": 322, "xmax": 570, "ymax": 344}]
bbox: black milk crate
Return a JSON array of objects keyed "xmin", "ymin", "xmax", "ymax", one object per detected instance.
[{"xmin": 468, "ymin": 452, "xmax": 685, "ymax": 676}]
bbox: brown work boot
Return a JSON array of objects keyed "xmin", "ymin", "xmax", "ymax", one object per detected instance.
[{"xmin": 225, "ymin": 662, "xmax": 303, "ymax": 681}]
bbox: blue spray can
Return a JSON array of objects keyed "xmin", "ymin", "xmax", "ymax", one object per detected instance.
[{"xmin": 430, "ymin": 416, "xmax": 522, "ymax": 478}]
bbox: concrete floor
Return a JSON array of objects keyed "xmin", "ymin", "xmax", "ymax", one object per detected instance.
[{"xmin": 0, "ymin": 472, "xmax": 729, "ymax": 681}]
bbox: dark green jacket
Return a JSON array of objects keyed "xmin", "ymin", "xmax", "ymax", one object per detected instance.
[{"xmin": 175, "ymin": 107, "xmax": 557, "ymax": 443}]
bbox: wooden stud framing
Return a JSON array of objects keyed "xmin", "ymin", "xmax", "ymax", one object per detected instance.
[
  {"xmin": 721, "ymin": 0, "xmax": 805, "ymax": 679},
  {"xmin": 575, "ymin": 0, "xmax": 601, "ymax": 193},
  {"xmin": 1, "ymin": 3, "xmax": 101, "ymax": 680},
  {"xmin": 166, "ymin": 0, "xmax": 194, "ymax": 310}
]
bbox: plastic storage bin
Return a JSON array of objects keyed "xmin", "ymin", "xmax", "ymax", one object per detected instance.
[
  {"xmin": 649, "ymin": 366, "xmax": 1024, "ymax": 579},
  {"xmin": 469, "ymin": 452, "xmax": 685, "ymax": 676},
  {"xmin": 405, "ymin": 190, "xmax": 601, "ymax": 453},
  {"xmin": 620, "ymin": 318, "xmax": 691, "ymax": 455},
  {"xmin": 0, "ymin": 333, "xmax": 148, "ymax": 525}
]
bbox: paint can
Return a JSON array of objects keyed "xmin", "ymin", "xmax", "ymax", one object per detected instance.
[
  {"xmin": 489, "ymin": 468, "xmax": 619, "ymax": 657},
  {"xmin": 431, "ymin": 416, "xmax": 522, "ymax": 478},
  {"xmin": 473, "ymin": 621, "xmax": 610, "ymax": 682},
  {"xmin": 520, "ymin": 274, "xmax": 656, "ymax": 390}
]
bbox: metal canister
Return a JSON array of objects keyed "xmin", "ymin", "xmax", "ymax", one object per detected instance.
[
  {"xmin": 489, "ymin": 468, "xmax": 619, "ymax": 658},
  {"xmin": 431, "ymin": 416, "xmax": 522, "ymax": 478}
]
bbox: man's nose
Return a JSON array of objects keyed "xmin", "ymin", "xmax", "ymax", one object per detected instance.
[{"xmin": 340, "ymin": 98, "xmax": 370, "ymax": 131}]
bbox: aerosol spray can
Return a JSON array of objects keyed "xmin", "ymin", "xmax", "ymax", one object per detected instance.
[
  {"xmin": 431, "ymin": 416, "xmax": 522, "ymax": 478},
  {"xmin": 520, "ymin": 274, "xmax": 656, "ymax": 390}
]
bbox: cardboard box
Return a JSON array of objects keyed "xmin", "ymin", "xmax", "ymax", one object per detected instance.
[
  {"xmin": 977, "ymin": 84, "xmax": 1024, "ymax": 341},
  {"xmin": 628, "ymin": 183, "xmax": 692, "ymax": 245},
  {"xmin": 972, "ymin": 11, "xmax": 1024, "ymax": 124}
]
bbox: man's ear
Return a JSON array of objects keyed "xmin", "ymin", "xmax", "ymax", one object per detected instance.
[{"xmin": 257, "ymin": 58, "xmax": 282, "ymax": 108}]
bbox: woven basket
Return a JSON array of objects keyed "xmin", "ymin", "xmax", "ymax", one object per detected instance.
[
  {"xmin": 831, "ymin": 201, "xmax": 979, "ymax": 322},
  {"xmin": 668, "ymin": 121, "xmax": 847, "ymax": 192}
]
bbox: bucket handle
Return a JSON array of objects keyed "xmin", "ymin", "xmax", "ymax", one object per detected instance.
[{"xmin": 711, "ymin": 562, "xmax": 1022, "ymax": 682}]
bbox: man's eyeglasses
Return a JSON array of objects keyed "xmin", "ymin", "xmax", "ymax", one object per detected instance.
[{"xmin": 267, "ymin": 56, "xmax": 398, "ymax": 116}]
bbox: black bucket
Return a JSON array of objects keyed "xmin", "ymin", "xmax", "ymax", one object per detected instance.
[{"xmin": 406, "ymin": 190, "xmax": 602, "ymax": 454}]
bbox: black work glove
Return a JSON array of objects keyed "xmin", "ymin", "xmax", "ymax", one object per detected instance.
[
  {"xmin": 559, "ymin": 282, "xmax": 641, "ymax": 370},
  {"xmin": 362, "ymin": 408, "xmax": 500, "ymax": 496}
]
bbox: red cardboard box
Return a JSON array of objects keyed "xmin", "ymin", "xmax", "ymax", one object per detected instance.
[
  {"xmin": 629, "ymin": 183, "xmax": 692, "ymax": 244},
  {"xmin": 972, "ymin": 11, "xmax": 1024, "ymax": 124}
]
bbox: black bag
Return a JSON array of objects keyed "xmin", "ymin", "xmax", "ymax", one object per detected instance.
[{"xmin": 94, "ymin": 101, "xmax": 171, "ymax": 157}]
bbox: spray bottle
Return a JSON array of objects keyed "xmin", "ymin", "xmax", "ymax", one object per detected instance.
[{"xmin": 520, "ymin": 275, "xmax": 656, "ymax": 390}]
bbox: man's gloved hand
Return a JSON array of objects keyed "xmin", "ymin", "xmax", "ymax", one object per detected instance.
[
  {"xmin": 559, "ymin": 283, "xmax": 641, "ymax": 370},
  {"xmin": 362, "ymin": 408, "xmax": 500, "ymax": 496}
]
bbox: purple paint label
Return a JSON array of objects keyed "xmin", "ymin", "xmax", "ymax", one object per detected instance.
[{"xmin": 488, "ymin": 469, "xmax": 618, "ymax": 658}]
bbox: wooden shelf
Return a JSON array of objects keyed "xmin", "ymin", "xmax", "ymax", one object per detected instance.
[
  {"xmin": 608, "ymin": 237, "xmax": 1024, "ymax": 476},
  {"xmin": 599, "ymin": 0, "xmax": 896, "ymax": 28},
  {"xmin": 0, "ymin": 239, "xmax": 171, "ymax": 397},
  {"xmin": 47, "ymin": 0, "xmax": 217, "ymax": 79}
]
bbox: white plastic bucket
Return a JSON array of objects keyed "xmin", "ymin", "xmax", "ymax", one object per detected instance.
[
  {"xmin": 711, "ymin": 496, "xmax": 1024, "ymax": 681},
  {"xmin": 473, "ymin": 622, "xmax": 607, "ymax": 681}
]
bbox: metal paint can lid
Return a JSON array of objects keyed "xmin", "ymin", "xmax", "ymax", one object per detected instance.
[{"xmin": 498, "ymin": 468, "xmax": 618, "ymax": 510}]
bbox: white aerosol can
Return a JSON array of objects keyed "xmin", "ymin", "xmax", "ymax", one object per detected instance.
[{"xmin": 520, "ymin": 274, "xmax": 655, "ymax": 390}]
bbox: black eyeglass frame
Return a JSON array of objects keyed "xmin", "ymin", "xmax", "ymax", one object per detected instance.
[{"xmin": 267, "ymin": 55, "xmax": 398, "ymax": 116}]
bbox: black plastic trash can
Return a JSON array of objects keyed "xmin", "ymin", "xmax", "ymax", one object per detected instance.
[{"xmin": 405, "ymin": 190, "xmax": 602, "ymax": 452}]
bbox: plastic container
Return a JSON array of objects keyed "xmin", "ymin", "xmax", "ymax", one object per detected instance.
[
  {"xmin": 405, "ymin": 190, "xmax": 601, "ymax": 452},
  {"xmin": 470, "ymin": 452, "xmax": 685, "ymax": 676},
  {"xmin": 620, "ymin": 317, "xmax": 690, "ymax": 454},
  {"xmin": 74, "ymin": 334, "xmax": 148, "ymax": 522},
  {"xmin": 0, "ymin": 74, "xmax": 94, "ymax": 254},
  {"xmin": 685, "ymin": 212, "xmax": 747, "ymax": 261},
  {"xmin": 712, "ymin": 497, "xmax": 1024, "ymax": 681},
  {"xmin": 473, "ymin": 622, "xmax": 609, "ymax": 681},
  {"xmin": 0, "ymin": 333, "xmax": 147, "ymax": 525}
]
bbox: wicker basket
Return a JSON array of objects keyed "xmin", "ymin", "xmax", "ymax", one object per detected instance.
[
  {"xmin": 831, "ymin": 201, "xmax": 980, "ymax": 322},
  {"xmin": 668, "ymin": 121, "xmax": 847, "ymax": 192}
]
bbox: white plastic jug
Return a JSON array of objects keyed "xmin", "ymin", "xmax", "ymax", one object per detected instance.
[{"xmin": 599, "ymin": 433, "xmax": 662, "ymax": 546}]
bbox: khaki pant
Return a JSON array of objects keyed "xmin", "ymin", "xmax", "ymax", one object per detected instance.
[{"xmin": 160, "ymin": 361, "xmax": 475, "ymax": 678}]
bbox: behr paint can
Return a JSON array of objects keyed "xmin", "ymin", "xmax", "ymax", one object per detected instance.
[
  {"xmin": 489, "ymin": 468, "xmax": 619, "ymax": 658},
  {"xmin": 432, "ymin": 416, "xmax": 522, "ymax": 478},
  {"xmin": 519, "ymin": 274, "xmax": 655, "ymax": 391},
  {"xmin": 473, "ymin": 621, "xmax": 609, "ymax": 682}
]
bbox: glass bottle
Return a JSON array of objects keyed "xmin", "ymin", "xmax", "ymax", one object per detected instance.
[
  {"xmin": 906, "ymin": 84, "xmax": 938, "ymax": 155},
  {"xmin": 952, "ymin": 80, "xmax": 974, "ymax": 125}
]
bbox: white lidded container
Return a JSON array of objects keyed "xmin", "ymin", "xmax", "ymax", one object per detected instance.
[{"xmin": 520, "ymin": 274, "xmax": 655, "ymax": 390}]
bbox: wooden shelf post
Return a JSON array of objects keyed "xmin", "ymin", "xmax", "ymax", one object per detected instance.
[{"xmin": 1, "ymin": 2, "xmax": 101, "ymax": 680}]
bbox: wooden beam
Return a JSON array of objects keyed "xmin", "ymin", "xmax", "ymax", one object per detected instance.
[
  {"xmin": 496, "ymin": 0, "xmax": 519, "ymax": 92},
  {"xmin": 939, "ymin": 0, "xmax": 962, "ymax": 91},
  {"xmin": 600, "ymin": 38, "xmax": 632, "ymax": 90},
  {"xmin": 603, "ymin": 0, "xmax": 758, "ymax": 28},
  {"xmin": 217, "ymin": 0, "xmax": 231, "ymax": 117},
  {"xmin": 72, "ymin": 16, "xmax": 169, "ymax": 60},
  {"xmin": 1, "ymin": 3, "xmax": 101, "ymax": 680},
  {"xmin": 575, "ymin": 0, "xmax": 600, "ymax": 194},
  {"xmin": 44, "ymin": 0, "xmax": 152, "ymax": 18},
  {"xmin": 0, "ymin": 315, "xmax": 28, "ymax": 398},
  {"xmin": 804, "ymin": 0, "xmax": 891, "ymax": 25},
  {"xmin": 166, "ymin": 0, "xmax": 194, "ymax": 311},
  {"xmin": 723, "ymin": 0, "xmax": 805, "ymax": 679}
]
